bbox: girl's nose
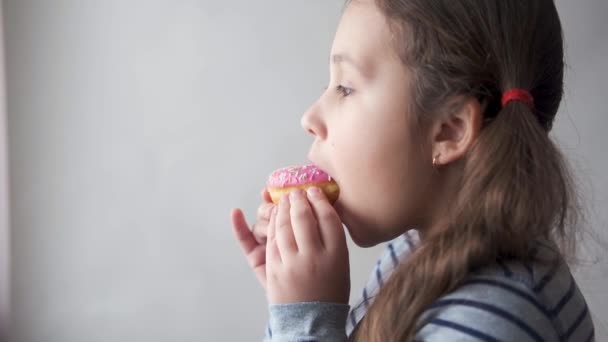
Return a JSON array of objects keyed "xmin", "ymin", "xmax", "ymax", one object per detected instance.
[{"xmin": 300, "ymin": 102, "xmax": 327, "ymax": 139}]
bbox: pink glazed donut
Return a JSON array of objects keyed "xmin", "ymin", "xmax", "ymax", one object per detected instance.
[{"xmin": 266, "ymin": 165, "xmax": 340, "ymax": 205}]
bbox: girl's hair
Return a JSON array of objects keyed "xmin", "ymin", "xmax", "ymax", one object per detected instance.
[{"xmin": 350, "ymin": 0, "xmax": 582, "ymax": 341}]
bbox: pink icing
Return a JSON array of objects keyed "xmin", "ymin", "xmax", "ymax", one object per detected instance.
[{"xmin": 267, "ymin": 165, "xmax": 333, "ymax": 188}]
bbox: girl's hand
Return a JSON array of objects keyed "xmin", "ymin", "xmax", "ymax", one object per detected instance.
[
  {"xmin": 266, "ymin": 187, "xmax": 350, "ymax": 304},
  {"xmin": 231, "ymin": 188, "xmax": 275, "ymax": 290}
]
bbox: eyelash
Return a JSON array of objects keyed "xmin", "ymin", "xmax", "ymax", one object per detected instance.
[
  {"xmin": 324, "ymin": 85, "xmax": 354, "ymax": 98},
  {"xmin": 336, "ymin": 85, "xmax": 354, "ymax": 97}
]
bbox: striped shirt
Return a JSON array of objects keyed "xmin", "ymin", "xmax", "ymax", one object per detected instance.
[{"xmin": 265, "ymin": 230, "xmax": 595, "ymax": 341}]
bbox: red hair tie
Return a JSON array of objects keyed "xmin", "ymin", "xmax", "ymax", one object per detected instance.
[{"xmin": 501, "ymin": 88, "xmax": 535, "ymax": 110}]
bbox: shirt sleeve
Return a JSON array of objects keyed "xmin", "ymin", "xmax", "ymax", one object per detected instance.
[{"xmin": 266, "ymin": 302, "xmax": 350, "ymax": 342}]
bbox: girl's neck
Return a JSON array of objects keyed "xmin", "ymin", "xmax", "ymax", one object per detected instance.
[{"xmin": 417, "ymin": 161, "xmax": 464, "ymax": 241}]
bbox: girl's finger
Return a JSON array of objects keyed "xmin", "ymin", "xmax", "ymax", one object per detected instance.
[
  {"xmin": 276, "ymin": 193, "xmax": 298, "ymax": 256},
  {"xmin": 231, "ymin": 208, "xmax": 259, "ymax": 256},
  {"xmin": 250, "ymin": 222, "xmax": 267, "ymax": 245},
  {"xmin": 266, "ymin": 205, "xmax": 282, "ymax": 265},
  {"xmin": 290, "ymin": 189, "xmax": 322, "ymax": 252},
  {"xmin": 261, "ymin": 187, "xmax": 273, "ymax": 204},
  {"xmin": 231, "ymin": 208, "xmax": 268, "ymax": 289},
  {"xmin": 306, "ymin": 187, "xmax": 345, "ymax": 251},
  {"xmin": 257, "ymin": 202, "xmax": 274, "ymax": 221}
]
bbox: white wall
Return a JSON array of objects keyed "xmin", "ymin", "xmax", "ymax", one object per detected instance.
[
  {"xmin": 0, "ymin": 2, "xmax": 10, "ymax": 340},
  {"xmin": 3, "ymin": 1, "xmax": 607, "ymax": 341},
  {"xmin": 553, "ymin": 0, "xmax": 608, "ymax": 338}
]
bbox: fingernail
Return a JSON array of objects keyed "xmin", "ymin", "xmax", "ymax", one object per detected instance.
[
  {"xmin": 306, "ymin": 186, "xmax": 322, "ymax": 199},
  {"xmin": 281, "ymin": 193, "xmax": 290, "ymax": 205}
]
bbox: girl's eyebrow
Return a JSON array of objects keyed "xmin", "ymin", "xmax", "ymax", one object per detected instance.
[{"xmin": 331, "ymin": 53, "xmax": 369, "ymax": 78}]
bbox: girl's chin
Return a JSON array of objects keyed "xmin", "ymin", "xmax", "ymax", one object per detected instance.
[
  {"xmin": 340, "ymin": 215, "xmax": 384, "ymax": 248},
  {"xmin": 350, "ymin": 234, "xmax": 376, "ymax": 247},
  {"xmin": 334, "ymin": 201, "xmax": 378, "ymax": 247}
]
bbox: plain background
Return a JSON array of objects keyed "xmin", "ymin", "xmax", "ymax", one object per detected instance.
[
  {"xmin": 0, "ymin": 3, "xmax": 9, "ymax": 341},
  {"xmin": 3, "ymin": 1, "xmax": 607, "ymax": 341}
]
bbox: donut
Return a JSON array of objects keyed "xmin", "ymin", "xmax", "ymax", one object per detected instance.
[{"xmin": 266, "ymin": 165, "xmax": 339, "ymax": 204}]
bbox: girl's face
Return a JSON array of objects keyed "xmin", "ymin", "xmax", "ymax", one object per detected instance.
[{"xmin": 302, "ymin": 0, "xmax": 435, "ymax": 247}]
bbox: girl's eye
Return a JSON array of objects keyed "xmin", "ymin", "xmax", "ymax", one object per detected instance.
[
  {"xmin": 335, "ymin": 85, "xmax": 354, "ymax": 97},
  {"xmin": 322, "ymin": 85, "xmax": 354, "ymax": 98}
]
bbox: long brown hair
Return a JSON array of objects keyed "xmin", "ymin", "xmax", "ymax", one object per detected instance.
[{"xmin": 350, "ymin": 1, "xmax": 582, "ymax": 341}]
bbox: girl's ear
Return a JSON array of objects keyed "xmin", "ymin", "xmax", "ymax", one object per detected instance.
[{"xmin": 429, "ymin": 96, "xmax": 483, "ymax": 166}]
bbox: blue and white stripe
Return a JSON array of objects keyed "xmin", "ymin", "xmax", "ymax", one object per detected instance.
[{"xmin": 346, "ymin": 230, "xmax": 595, "ymax": 341}]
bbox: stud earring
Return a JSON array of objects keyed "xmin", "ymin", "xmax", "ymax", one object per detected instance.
[{"xmin": 432, "ymin": 153, "xmax": 441, "ymax": 167}]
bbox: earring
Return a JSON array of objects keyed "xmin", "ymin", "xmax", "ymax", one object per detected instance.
[{"xmin": 432, "ymin": 153, "xmax": 440, "ymax": 167}]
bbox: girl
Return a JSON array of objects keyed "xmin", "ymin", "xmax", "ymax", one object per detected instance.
[{"xmin": 231, "ymin": 0, "xmax": 595, "ymax": 340}]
